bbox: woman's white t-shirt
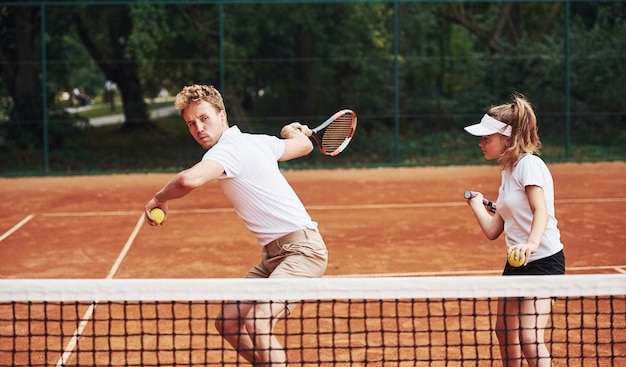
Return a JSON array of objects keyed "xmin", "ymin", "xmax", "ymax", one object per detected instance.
[
  {"xmin": 496, "ymin": 154, "xmax": 564, "ymax": 262},
  {"xmin": 202, "ymin": 126, "xmax": 317, "ymax": 246}
]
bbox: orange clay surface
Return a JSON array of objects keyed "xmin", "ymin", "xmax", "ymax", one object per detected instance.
[
  {"xmin": 1, "ymin": 162, "xmax": 624, "ymax": 279},
  {"xmin": 1, "ymin": 162, "xmax": 625, "ymax": 366}
]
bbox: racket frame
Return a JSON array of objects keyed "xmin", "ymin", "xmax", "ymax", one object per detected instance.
[{"xmin": 310, "ymin": 109, "xmax": 357, "ymax": 156}]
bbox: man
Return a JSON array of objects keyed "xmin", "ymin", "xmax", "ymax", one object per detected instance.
[{"xmin": 145, "ymin": 84, "xmax": 328, "ymax": 366}]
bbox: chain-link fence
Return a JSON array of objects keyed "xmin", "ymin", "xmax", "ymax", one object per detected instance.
[{"xmin": 1, "ymin": 1, "xmax": 624, "ymax": 175}]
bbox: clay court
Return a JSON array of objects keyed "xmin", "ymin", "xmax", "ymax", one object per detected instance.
[
  {"xmin": 0, "ymin": 162, "xmax": 625, "ymax": 366},
  {"xmin": 1, "ymin": 162, "xmax": 625, "ymax": 279}
]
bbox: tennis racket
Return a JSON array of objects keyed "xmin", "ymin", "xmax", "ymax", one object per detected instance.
[
  {"xmin": 307, "ymin": 109, "xmax": 357, "ymax": 156},
  {"xmin": 464, "ymin": 190, "xmax": 496, "ymax": 213}
]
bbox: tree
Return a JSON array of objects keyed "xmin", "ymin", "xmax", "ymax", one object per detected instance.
[
  {"xmin": 0, "ymin": 5, "xmax": 44, "ymax": 147},
  {"xmin": 70, "ymin": 4, "xmax": 149, "ymax": 131}
]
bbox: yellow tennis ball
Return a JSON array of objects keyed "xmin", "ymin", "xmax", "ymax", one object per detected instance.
[
  {"xmin": 150, "ymin": 207, "xmax": 165, "ymax": 224},
  {"xmin": 508, "ymin": 251, "xmax": 525, "ymax": 267}
]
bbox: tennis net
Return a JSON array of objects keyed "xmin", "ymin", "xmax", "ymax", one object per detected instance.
[{"xmin": 1, "ymin": 274, "xmax": 624, "ymax": 366}]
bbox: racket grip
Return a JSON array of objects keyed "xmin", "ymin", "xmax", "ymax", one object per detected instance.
[{"xmin": 463, "ymin": 191, "xmax": 496, "ymax": 213}]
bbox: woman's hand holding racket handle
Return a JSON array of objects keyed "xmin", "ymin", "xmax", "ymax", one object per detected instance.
[{"xmin": 464, "ymin": 190, "xmax": 497, "ymax": 213}]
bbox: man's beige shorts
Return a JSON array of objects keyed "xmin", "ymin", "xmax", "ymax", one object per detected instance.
[{"xmin": 246, "ymin": 228, "xmax": 328, "ymax": 279}]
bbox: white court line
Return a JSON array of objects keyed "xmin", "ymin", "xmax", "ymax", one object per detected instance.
[
  {"xmin": 41, "ymin": 208, "xmax": 235, "ymax": 217},
  {"xmin": 39, "ymin": 197, "xmax": 626, "ymax": 218},
  {"xmin": 55, "ymin": 214, "xmax": 145, "ymax": 367},
  {"xmin": 307, "ymin": 197, "xmax": 626, "ymax": 210},
  {"xmin": 557, "ymin": 197, "xmax": 626, "ymax": 204},
  {"xmin": 0, "ymin": 214, "xmax": 34, "ymax": 242},
  {"xmin": 326, "ymin": 264, "xmax": 626, "ymax": 278},
  {"xmin": 106, "ymin": 214, "xmax": 146, "ymax": 279},
  {"xmin": 42, "ymin": 210, "xmax": 141, "ymax": 217}
]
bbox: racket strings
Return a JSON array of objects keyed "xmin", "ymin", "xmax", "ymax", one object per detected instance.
[{"xmin": 319, "ymin": 115, "xmax": 355, "ymax": 151}]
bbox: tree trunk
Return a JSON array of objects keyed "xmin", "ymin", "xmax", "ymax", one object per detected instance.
[
  {"xmin": 73, "ymin": 6, "xmax": 150, "ymax": 130},
  {"xmin": 0, "ymin": 6, "xmax": 44, "ymax": 147}
]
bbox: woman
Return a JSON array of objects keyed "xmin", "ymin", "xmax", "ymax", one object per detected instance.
[{"xmin": 464, "ymin": 92, "xmax": 565, "ymax": 367}]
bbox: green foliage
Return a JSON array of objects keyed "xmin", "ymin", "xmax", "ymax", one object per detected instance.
[
  {"xmin": 0, "ymin": 1, "xmax": 624, "ymax": 176},
  {"xmin": 128, "ymin": 4, "xmax": 181, "ymax": 97}
]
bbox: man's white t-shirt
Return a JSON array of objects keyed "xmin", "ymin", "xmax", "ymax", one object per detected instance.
[
  {"xmin": 202, "ymin": 126, "xmax": 317, "ymax": 246},
  {"xmin": 496, "ymin": 154, "xmax": 564, "ymax": 262}
]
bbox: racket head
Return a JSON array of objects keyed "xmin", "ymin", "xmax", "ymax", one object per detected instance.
[{"xmin": 311, "ymin": 109, "xmax": 357, "ymax": 156}]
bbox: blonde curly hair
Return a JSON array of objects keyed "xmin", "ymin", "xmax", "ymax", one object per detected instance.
[{"xmin": 174, "ymin": 84, "xmax": 226, "ymax": 115}]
